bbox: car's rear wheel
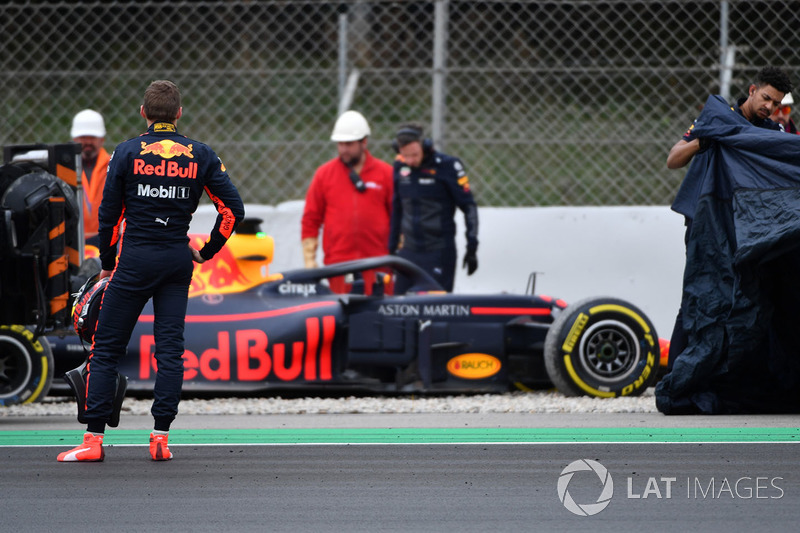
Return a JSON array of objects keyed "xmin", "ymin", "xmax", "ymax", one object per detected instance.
[
  {"xmin": 544, "ymin": 297, "xmax": 658, "ymax": 397},
  {"xmin": 0, "ymin": 325, "xmax": 53, "ymax": 406}
]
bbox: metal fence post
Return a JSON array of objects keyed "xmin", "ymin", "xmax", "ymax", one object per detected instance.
[
  {"xmin": 719, "ymin": 0, "xmax": 732, "ymax": 103},
  {"xmin": 432, "ymin": 0, "xmax": 449, "ymax": 150},
  {"xmin": 338, "ymin": 6, "xmax": 348, "ymax": 112}
]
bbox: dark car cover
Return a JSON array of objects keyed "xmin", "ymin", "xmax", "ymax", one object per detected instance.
[{"xmin": 656, "ymin": 95, "xmax": 800, "ymax": 414}]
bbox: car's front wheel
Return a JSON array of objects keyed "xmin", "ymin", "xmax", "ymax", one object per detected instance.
[{"xmin": 544, "ymin": 297, "xmax": 659, "ymax": 397}]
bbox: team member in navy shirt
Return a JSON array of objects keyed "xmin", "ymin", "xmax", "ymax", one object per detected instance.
[
  {"xmin": 667, "ymin": 66, "xmax": 789, "ymax": 172},
  {"xmin": 389, "ymin": 124, "xmax": 478, "ymax": 294},
  {"xmin": 665, "ymin": 66, "xmax": 792, "ymax": 370},
  {"xmin": 58, "ymin": 80, "xmax": 244, "ymax": 462}
]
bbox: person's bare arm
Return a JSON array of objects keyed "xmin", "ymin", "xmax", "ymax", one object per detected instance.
[{"xmin": 666, "ymin": 138, "xmax": 701, "ymax": 169}]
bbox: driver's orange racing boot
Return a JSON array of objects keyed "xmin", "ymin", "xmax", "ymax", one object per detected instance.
[
  {"xmin": 149, "ymin": 432, "xmax": 173, "ymax": 461},
  {"xmin": 57, "ymin": 432, "xmax": 104, "ymax": 462}
]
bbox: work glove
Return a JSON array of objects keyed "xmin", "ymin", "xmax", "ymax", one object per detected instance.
[
  {"xmin": 302, "ymin": 237, "xmax": 318, "ymax": 269},
  {"xmin": 462, "ymin": 251, "xmax": 478, "ymax": 276}
]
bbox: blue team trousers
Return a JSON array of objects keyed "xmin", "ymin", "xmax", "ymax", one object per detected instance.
[
  {"xmin": 395, "ymin": 245, "xmax": 457, "ymax": 294},
  {"xmin": 85, "ymin": 242, "xmax": 193, "ymax": 432}
]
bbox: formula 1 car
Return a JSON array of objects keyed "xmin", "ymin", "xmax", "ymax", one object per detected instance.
[
  {"xmin": 0, "ymin": 142, "xmax": 665, "ymax": 406},
  {"xmin": 45, "ymin": 219, "xmax": 666, "ymax": 400}
]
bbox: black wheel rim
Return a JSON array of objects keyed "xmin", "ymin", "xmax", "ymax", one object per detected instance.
[
  {"xmin": 0, "ymin": 336, "xmax": 33, "ymax": 397},
  {"xmin": 578, "ymin": 319, "xmax": 639, "ymax": 384}
]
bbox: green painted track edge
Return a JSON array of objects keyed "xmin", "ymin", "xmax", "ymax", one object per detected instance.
[{"xmin": 2, "ymin": 427, "xmax": 800, "ymax": 446}]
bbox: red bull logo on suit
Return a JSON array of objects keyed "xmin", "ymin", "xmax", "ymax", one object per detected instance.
[
  {"xmin": 136, "ymin": 140, "xmax": 197, "ymax": 179},
  {"xmin": 133, "ymin": 159, "xmax": 198, "ymax": 179},
  {"xmin": 140, "ymin": 140, "xmax": 194, "ymax": 158}
]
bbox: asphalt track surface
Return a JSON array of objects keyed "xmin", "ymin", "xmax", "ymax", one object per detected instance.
[{"xmin": 2, "ymin": 413, "xmax": 799, "ymax": 532}]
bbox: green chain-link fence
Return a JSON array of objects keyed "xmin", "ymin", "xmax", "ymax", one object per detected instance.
[{"xmin": 2, "ymin": 0, "xmax": 799, "ymax": 206}]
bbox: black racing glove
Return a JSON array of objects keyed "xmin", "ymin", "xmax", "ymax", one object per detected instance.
[{"xmin": 463, "ymin": 251, "xmax": 478, "ymax": 276}]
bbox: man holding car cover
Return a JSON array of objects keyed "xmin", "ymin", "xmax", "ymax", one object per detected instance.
[
  {"xmin": 664, "ymin": 66, "xmax": 791, "ymax": 370},
  {"xmin": 58, "ymin": 80, "xmax": 244, "ymax": 462}
]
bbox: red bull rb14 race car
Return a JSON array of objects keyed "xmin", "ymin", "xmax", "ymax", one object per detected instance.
[
  {"xmin": 0, "ymin": 143, "xmax": 658, "ymax": 407},
  {"xmin": 44, "ymin": 222, "xmax": 666, "ymax": 401}
]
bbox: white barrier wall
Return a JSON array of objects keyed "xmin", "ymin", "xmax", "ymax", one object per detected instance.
[{"xmin": 191, "ymin": 203, "xmax": 687, "ymax": 339}]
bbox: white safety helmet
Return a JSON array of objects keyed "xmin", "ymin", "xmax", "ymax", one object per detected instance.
[
  {"xmin": 330, "ymin": 110, "xmax": 370, "ymax": 142},
  {"xmin": 71, "ymin": 109, "xmax": 106, "ymax": 138},
  {"xmin": 782, "ymin": 92, "xmax": 794, "ymax": 105}
]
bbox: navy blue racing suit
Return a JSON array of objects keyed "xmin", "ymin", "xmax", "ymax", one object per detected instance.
[
  {"xmin": 389, "ymin": 150, "xmax": 478, "ymax": 293},
  {"xmin": 85, "ymin": 121, "xmax": 244, "ymax": 433}
]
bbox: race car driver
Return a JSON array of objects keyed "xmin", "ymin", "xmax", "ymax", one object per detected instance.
[
  {"xmin": 389, "ymin": 123, "xmax": 479, "ymax": 294},
  {"xmin": 58, "ymin": 80, "xmax": 244, "ymax": 462},
  {"xmin": 301, "ymin": 110, "xmax": 394, "ymax": 294}
]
